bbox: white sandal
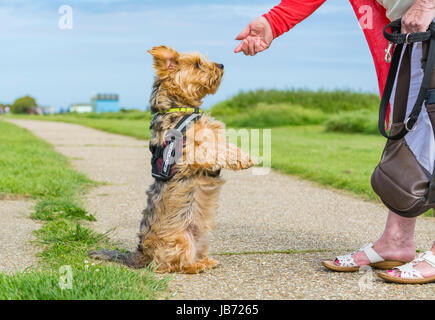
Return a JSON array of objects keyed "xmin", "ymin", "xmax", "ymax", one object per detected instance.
[
  {"xmin": 322, "ymin": 243, "xmax": 406, "ymax": 272},
  {"xmin": 378, "ymin": 251, "xmax": 435, "ymax": 284}
]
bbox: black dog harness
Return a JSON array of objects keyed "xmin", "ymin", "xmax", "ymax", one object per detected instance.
[{"xmin": 150, "ymin": 107, "xmax": 218, "ymax": 181}]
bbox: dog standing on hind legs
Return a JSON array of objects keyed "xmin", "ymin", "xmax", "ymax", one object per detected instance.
[{"xmin": 89, "ymin": 46, "xmax": 255, "ymax": 273}]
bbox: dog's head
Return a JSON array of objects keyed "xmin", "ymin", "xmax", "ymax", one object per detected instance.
[{"xmin": 148, "ymin": 46, "xmax": 224, "ymax": 111}]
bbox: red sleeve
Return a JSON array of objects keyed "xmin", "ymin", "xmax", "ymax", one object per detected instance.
[
  {"xmin": 263, "ymin": 0, "xmax": 327, "ymax": 38},
  {"xmin": 349, "ymin": 0, "xmax": 391, "ymax": 127}
]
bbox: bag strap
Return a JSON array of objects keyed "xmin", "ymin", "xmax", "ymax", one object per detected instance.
[
  {"xmin": 392, "ymin": 44, "xmax": 413, "ymax": 123},
  {"xmin": 378, "ymin": 19, "xmax": 435, "ymax": 140},
  {"xmin": 383, "ymin": 19, "xmax": 433, "ymax": 44}
]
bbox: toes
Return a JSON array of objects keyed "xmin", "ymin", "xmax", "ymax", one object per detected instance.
[{"xmin": 386, "ymin": 269, "xmax": 401, "ymax": 277}]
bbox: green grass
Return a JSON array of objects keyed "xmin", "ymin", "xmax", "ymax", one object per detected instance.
[
  {"xmin": 0, "ymin": 121, "xmax": 90, "ymax": 198},
  {"xmin": 0, "ymin": 120, "xmax": 169, "ymax": 300},
  {"xmin": 32, "ymin": 198, "xmax": 96, "ymax": 221},
  {"xmin": 269, "ymin": 126, "xmax": 384, "ymax": 199},
  {"xmin": 216, "ymin": 102, "xmax": 327, "ymax": 128},
  {"xmin": 211, "ymin": 89, "xmax": 380, "ymax": 116},
  {"xmin": 0, "ymin": 265, "xmax": 168, "ymax": 300},
  {"xmin": 324, "ymin": 109, "xmax": 379, "ymax": 135},
  {"xmin": 210, "ymin": 89, "xmax": 380, "ymax": 131}
]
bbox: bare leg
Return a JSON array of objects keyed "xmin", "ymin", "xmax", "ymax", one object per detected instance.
[{"xmin": 337, "ymin": 210, "xmax": 416, "ymax": 266}]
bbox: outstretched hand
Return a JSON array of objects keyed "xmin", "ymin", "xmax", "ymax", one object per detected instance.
[
  {"xmin": 234, "ymin": 16, "xmax": 273, "ymax": 56},
  {"xmin": 401, "ymin": 0, "xmax": 435, "ymax": 34}
]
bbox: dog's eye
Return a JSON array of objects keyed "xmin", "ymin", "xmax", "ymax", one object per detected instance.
[{"xmin": 194, "ymin": 62, "xmax": 200, "ymax": 68}]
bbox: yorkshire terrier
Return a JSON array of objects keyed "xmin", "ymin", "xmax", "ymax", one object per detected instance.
[{"xmin": 90, "ymin": 46, "xmax": 254, "ymax": 273}]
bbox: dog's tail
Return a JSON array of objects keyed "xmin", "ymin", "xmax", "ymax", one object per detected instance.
[{"xmin": 88, "ymin": 249, "xmax": 151, "ymax": 269}]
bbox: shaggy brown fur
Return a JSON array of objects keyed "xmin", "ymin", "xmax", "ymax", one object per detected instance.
[{"xmin": 89, "ymin": 46, "xmax": 254, "ymax": 274}]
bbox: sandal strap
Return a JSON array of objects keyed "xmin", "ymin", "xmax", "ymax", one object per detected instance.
[
  {"xmin": 419, "ymin": 251, "xmax": 435, "ymax": 268},
  {"xmin": 391, "ymin": 252, "xmax": 435, "ymax": 279},
  {"xmin": 394, "ymin": 261, "xmax": 423, "ymax": 279},
  {"xmin": 362, "ymin": 244, "xmax": 384, "ymax": 264},
  {"xmin": 335, "ymin": 243, "xmax": 382, "ymax": 267}
]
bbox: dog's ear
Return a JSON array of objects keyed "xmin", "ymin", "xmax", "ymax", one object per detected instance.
[{"xmin": 147, "ymin": 46, "xmax": 179, "ymax": 71}]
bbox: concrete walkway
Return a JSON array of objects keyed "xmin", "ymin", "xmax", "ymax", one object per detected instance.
[
  {"xmin": 7, "ymin": 119, "xmax": 435, "ymax": 299},
  {"xmin": 0, "ymin": 199, "xmax": 39, "ymax": 274}
]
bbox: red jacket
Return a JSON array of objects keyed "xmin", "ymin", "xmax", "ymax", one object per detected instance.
[{"xmin": 263, "ymin": 0, "xmax": 392, "ymax": 122}]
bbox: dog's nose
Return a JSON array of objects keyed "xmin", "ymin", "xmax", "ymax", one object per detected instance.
[{"xmin": 217, "ymin": 63, "xmax": 224, "ymax": 70}]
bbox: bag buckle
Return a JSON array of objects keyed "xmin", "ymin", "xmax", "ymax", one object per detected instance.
[
  {"xmin": 385, "ymin": 42, "xmax": 394, "ymax": 63},
  {"xmin": 405, "ymin": 117, "xmax": 418, "ymax": 132}
]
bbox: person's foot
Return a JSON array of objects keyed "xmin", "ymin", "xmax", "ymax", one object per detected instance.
[
  {"xmin": 386, "ymin": 247, "xmax": 435, "ymax": 278},
  {"xmin": 326, "ymin": 210, "xmax": 418, "ymax": 272},
  {"xmin": 334, "ymin": 239, "xmax": 415, "ymax": 267}
]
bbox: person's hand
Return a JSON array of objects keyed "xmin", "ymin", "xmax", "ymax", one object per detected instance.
[
  {"xmin": 234, "ymin": 16, "xmax": 273, "ymax": 56},
  {"xmin": 401, "ymin": 0, "xmax": 435, "ymax": 34}
]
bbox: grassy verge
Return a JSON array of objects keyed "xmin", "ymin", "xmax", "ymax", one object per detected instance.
[
  {"xmin": 211, "ymin": 89, "xmax": 380, "ymax": 116},
  {"xmin": 9, "ymin": 112, "xmax": 152, "ymax": 140},
  {"xmin": 0, "ymin": 120, "xmax": 169, "ymax": 299},
  {"xmin": 324, "ymin": 110, "xmax": 378, "ymax": 135},
  {"xmin": 211, "ymin": 90, "xmax": 379, "ymax": 131},
  {"xmin": 268, "ymin": 126, "xmax": 384, "ymax": 200},
  {"xmin": 0, "ymin": 121, "xmax": 90, "ymax": 198}
]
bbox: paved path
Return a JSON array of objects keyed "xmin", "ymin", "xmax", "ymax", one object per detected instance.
[
  {"xmin": 0, "ymin": 199, "xmax": 40, "ymax": 274},
  {"xmin": 7, "ymin": 119, "xmax": 435, "ymax": 299}
]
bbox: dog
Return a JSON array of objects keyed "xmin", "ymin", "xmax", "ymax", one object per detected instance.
[{"xmin": 89, "ymin": 46, "xmax": 254, "ymax": 273}]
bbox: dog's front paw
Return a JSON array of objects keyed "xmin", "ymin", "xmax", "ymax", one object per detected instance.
[
  {"xmin": 239, "ymin": 153, "xmax": 256, "ymax": 170},
  {"xmin": 245, "ymin": 156, "xmax": 257, "ymax": 169}
]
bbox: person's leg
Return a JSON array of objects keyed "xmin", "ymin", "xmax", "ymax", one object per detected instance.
[{"xmin": 335, "ymin": 210, "xmax": 416, "ymax": 266}]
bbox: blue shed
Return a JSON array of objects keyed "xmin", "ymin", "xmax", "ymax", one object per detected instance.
[{"xmin": 92, "ymin": 94, "xmax": 120, "ymax": 113}]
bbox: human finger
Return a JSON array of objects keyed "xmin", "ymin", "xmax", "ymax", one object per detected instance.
[{"xmin": 235, "ymin": 25, "xmax": 251, "ymax": 40}]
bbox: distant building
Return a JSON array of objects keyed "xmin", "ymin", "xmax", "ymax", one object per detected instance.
[
  {"xmin": 0, "ymin": 104, "xmax": 10, "ymax": 114},
  {"xmin": 91, "ymin": 94, "xmax": 120, "ymax": 113},
  {"xmin": 38, "ymin": 106, "xmax": 54, "ymax": 115},
  {"xmin": 70, "ymin": 103, "xmax": 93, "ymax": 114},
  {"xmin": 28, "ymin": 106, "xmax": 52, "ymax": 115}
]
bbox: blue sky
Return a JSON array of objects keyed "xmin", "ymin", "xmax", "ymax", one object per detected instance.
[{"xmin": 0, "ymin": 0, "xmax": 379, "ymax": 110}]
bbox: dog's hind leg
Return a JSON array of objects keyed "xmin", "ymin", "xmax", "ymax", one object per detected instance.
[
  {"xmin": 177, "ymin": 235, "xmax": 215, "ymax": 273},
  {"xmin": 195, "ymin": 234, "xmax": 218, "ymax": 270},
  {"xmin": 148, "ymin": 231, "xmax": 209, "ymax": 274},
  {"xmin": 179, "ymin": 262, "xmax": 208, "ymax": 274},
  {"xmin": 197, "ymin": 257, "xmax": 218, "ymax": 270}
]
